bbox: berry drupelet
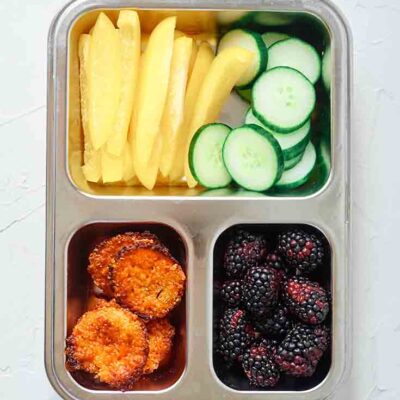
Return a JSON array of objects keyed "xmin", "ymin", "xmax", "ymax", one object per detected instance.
[
  {"xmin": 217, "ymin": 308, "xmax": 255, "ymax": 363},
  {"xmin": 224, "ymin": 230, "xmax": 267, "ymax": 278},
  {"xmin": 274, "ymin": 324, "xmax": 330, "ymax": 377},
  {"xmin": 242, "ymin": 339, "xmax": 280, "ymax": 388},
  {"xmin": 221, "ymin": 280, "xmax": 243, "ymax": 307},
  {"xmin": 283, "ymin": 277, "xmax": 330, "ymax": 325},
  {"xmin": 243, "ymin": 266, "xmax": 282, "ymax": 318},
  {"xmin": 277, "ymin": 229, "xmax": 324, "ymax": 274},
  {"xmin": 255, "ymin": 305, "xmax": 292, "ymax": 339}
]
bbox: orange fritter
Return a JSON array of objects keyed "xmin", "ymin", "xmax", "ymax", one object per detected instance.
[
  {"xmin": 88, "ymin": 232, "xmax": 163, "ymax": 296},
  {"xmin": 110, "ymin": 243, "xmax": 186, "ymax": 319},
  {"xmin": 65, "ymin": 300, "xmax": 149, "ymax": 390},
  {"xmin": 143, "ymin": 319, "xmax": 175, "ymax": 374}
]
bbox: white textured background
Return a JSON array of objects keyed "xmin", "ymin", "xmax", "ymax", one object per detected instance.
[{"xmin": 0, "ymin": 0, "xmax": 399, "ymax": 399}]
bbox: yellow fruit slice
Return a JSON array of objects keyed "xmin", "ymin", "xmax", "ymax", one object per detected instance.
[
  {"xmin": 88, "ymin": 13, "xmax": 122, "ymax": 150},
  {"xmin": 138, "ymin": 135, "xmax": 163, "ymax": 190},
  {"xmin": 159, "ymin": 36, "xmax": 193, "ymax": 178},
  {"xmin": 169, "ymin": 43, "xmax": 214, "ymax": 182},
  {"xmin": 102, "ymin": 149, "xmax": 124, "ymax": 183},
  {"xmin": 122, "ymin": 142, "xmax": 136, "ymax": 182},
  {"xmin": 78, "ymin": 34, "xmax": 101, "ymax": 182},
  {"xmin": 188, "ymin": 40, "xmax": 199, "ymax": 78},
  {"xmin": 106, "ymin": 10, "xmax": 141, "ymax": 156},
  {"xmin": 184, "ymin": 47, "xmax": 254, "ymax": 188},
  {"xmin": 141, "ymin": 33, "xmax": 150, "ymax": 52},
  {"xmin": 138, "ymin": 10, "xmax": 216, "ymax": 34},
  {"xmin": 134, "ymin": 16, "xmax": 176, "ymax": 186},
  {"xmin": 82, "ymin": 150, "xmax": 102, "ymax": 183}
]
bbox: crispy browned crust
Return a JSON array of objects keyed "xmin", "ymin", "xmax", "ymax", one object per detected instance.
[
  {"xmin": 143, "ymin": 319, "xmax": 175, "ymax": 374},
  {"xmin": 65, "ymin": 300, "xmax": 149, "ymax": 390},
  {"xmin": 88, "ymin": 232, "xmax": 164, "ymax": 296},
  {"xmin": 110, "ymin": 243, "xmax": 186, "ymax": 319}
]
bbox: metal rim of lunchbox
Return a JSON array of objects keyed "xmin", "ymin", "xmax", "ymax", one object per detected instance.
[{"xmin": 45, "ymin": 0, "xmax": 353, "ymax": 399}]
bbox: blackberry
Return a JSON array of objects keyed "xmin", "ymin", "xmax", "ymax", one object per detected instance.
[
  {"xmin": 275, "ymin": 324, "xmax": 330, "ymax": 377},
  {"xmin": 283, "ymin": 277, "xmax": 330, "ymax": 325},
  {"xmin": 242, "ymin": 339, "xmax": 280, "ymax": 387},
  {"xmin": 243, "ymin": 266, "xmax": 281, "ymax": 318},
  {"xmin": 255, "ymin": 305, "xmax": 292, "ymax": 338},
  {"xmin": 217, "ymin": 308, "xmax": 255, "ymax": 362},
  {"xmin": 277, "ymin": 229, "xmax": 324, "ymax": 274},
  {"xmin": 221, "ymin": 280, "xmax": 243, "ymax": 307},
  {"xmin": 265, "ymin": 251, "xmax": 287, "ymax": 272},
  {"xmin": 224, "ymin": 230, "xmax": 267, "ymax": 278}
]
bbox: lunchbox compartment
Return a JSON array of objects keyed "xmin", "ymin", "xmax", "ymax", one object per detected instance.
[
  {"xmin": 66, "ymin": 221, "xmax": 188, "ymax": 391},
  {"xmin": 212, "ymin": 223, "xmax": 332, "ymax": 392},
  {"xmin": 67, "ymin": 8, "xmax": 332, "ymax": 198}
]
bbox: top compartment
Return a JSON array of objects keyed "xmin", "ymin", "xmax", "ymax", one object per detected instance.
[{"xmin": 66, "ymin": 8, "xmax": 334, "ymax": 198}]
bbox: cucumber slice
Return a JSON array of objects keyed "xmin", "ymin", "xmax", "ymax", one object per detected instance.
[
  {"xmin": 222, "ymin": 124, "xmax": 284, "ymax": 191},
  {"xmin": 253, "ymin": 12, "xmax": 295, "ymax": 27},
  {"xmin": 189, "ymin": 123, "xmax": 232, "ymax": 189},
  {"xmin": 217, "ymin": 11, "xmax": 253, "ymax": 27},
  {"xmin": 284, "ymin": 152, "xmax": 303, "ymax": 170},
  {"xmin": 236, "ymin": 87, "xmax": 252, "ymax": 103},
  {"xmin": 322, "ymin": 45, "xmax": 331, "ymax": 91},
  {"xmin": 267, "ymin": 38, "xmax": 321, "ymax": 84},
  {"xmin": 218, "ymin": 29, "xmax": 268, "ymax": 89},
  {"xmin": 245, "ymin": 108, "xmax": 310, "ymax": 160},
  {"xmin": 253, "ymin": 67, "xmax": 316, "ymax": 133},
  {"xmin": 319, "ymin": 138, "xmax": 331, "ymax": 176},
  {"xmin": 261, "ymin": 32, "xmax": 291, "ymax": 48},
  {"xmin": 274, "ymin": 142, "xmax": 316, "ymax": 189}
]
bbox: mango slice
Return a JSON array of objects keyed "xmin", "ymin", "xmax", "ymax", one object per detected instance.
[
  {"xmin": 102, "ymin": 149, "xmax": 124, "ymax": 183},
  {"xmin": 184, "ymin": 47, "xmax": 255, "ymax": 187},
  {"xmin": 138, "ymin": 135, "xmax": 163, "ymax": 190},
  {"xmin": 133, "ymin": 16, "xmax": 176, "ymax": 186},
  {"xmin": 169, "ymin": 43, "xmax": 214, "ymax": 182},
  {"xmin": 159, "ymin": 36, "xmax": 193, "ymax": 177},
  {"xmin": 138, "ymin": 10, "xmax": 216, "ymax": 34},
  {"xmin": 106, "ymin": 10, "xmax": 141, "ymax": 156},
  {"xmin": 78, "ymin": 34, "xmax": 101, "ymax": 182},
  {"xmin": 88, "ymin": 13, "xmax": 122, "ymax": 150},
  {"xmin": 122, "ymin": 142, "xmax": 136, "ymax": 182}
]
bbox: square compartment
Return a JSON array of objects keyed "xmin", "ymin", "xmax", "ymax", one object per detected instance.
[
  {"xmin": 67, "ymin": 9, "xmax": 332, "ymax": 198},
  {"xmin": 212, "ymin": 223, "xmax": 332, "ymax": 391},
  {"xmin": 66, "ymin": 221, "xmax": 188, "ymax": 391}
]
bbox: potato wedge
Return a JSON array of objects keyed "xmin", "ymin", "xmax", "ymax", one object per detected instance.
[
  {"xmin": 134, "ymin": 16, "xmax": 176, "ymax": 185},
  {"xmin": 106, "ymin": 11, "xmax": 141, "ymax": 156},
  {"xmin": 88, "ymin": 13, "xmax": 122, "ymax": 150},
  {"xmin": 184, "ymin": 47, "xmax": 254, "ymax": 188},
  {"xmin": 169, "ymin": 43, "xmax": 214, "ymax": 182},
  {"xmin": 159, "ymin": 36, "xmax": 193, "ymax": 177}
]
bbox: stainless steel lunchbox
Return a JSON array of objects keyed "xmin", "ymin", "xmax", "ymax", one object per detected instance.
[{"xmin": 45, "ymin": 1, "xmax": 352, "ymax": 399}]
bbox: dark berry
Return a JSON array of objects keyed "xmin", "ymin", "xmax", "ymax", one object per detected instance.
[
  {"xmin": 221, "ymin": 280, "xmax": 243, "ymax": 307},
  {"xmin": 224, "ymin": 230, "xmax": 267, "ymax": 278},
  {"xmin": 242, "ymin": 339, "xmax": 280, "ymax": 387},
  {"xmin": 265, "ymin": 251, "xmax": 286, "ymax": 272},
  {"xmin": 277, "ymin": 229, "xmax": 324, "ymax": 274},
  {"xmin": 243, "ymin": 266, "xmax": 281, "ymax": 318},
  {"xmin": 283, "ymin": 277, "xmax": 330, "ymax": 325},
  {"xmin": 255, "ymin": 305, "xmax": 292, "ymax": 338},
  {"xmin": 217, "ymin": 308, "xmax": 255, "ymax": 362},
  {"xmin": 275, "ymin": 324, "xmax": 330, "ymax": 377}
]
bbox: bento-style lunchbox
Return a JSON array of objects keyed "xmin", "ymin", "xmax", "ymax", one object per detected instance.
[{"xmin": 45, "ymin": 0, "xmax": 352, "ymax": 399}]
